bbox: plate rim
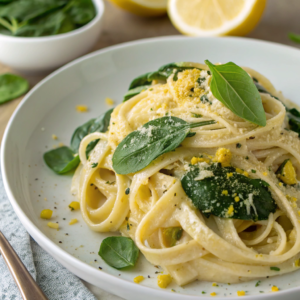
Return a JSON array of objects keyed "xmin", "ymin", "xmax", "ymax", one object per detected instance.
[{"xmin": 2, "ymin": 35, "xmax": 300, "ymax": 300}]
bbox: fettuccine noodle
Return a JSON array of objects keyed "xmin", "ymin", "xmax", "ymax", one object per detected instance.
[{"xmin": 71, "ymin": 62, "xmax": 300, "ymax": 285}]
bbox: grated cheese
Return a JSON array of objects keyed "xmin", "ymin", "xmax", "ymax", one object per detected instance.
[
  {"xmin": 76, "ymin": 105, "xmax": 88, "ymax": 112},
  {"xmin": 105, "ymin": 97, "xmax": 115, "ymax": 106},
  {"xmin": 133, "ymin": 276, "xmax": 144, "ymax": 284}
]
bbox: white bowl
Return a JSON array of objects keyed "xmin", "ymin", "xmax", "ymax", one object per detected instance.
[
  {"xmin": 0, "ymin": 0, "xmax": 104, "ymax": 73},
  {"xmin": 2, "ymin": 36, "xmax": 300, "ymax": 300}
]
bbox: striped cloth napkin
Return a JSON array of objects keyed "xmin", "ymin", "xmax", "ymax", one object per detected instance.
[{"xmin": 0, "ymin": 162, "xmax": 97, "ymax": 300}]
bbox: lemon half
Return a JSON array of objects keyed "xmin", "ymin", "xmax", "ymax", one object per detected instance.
[
  {"xmin": 168, "ymin": 0, "xmax": 267, "ymax": 36},
  {"xmin": 109, "ymin": 0, "xmax": 168, "ymax": 17}
]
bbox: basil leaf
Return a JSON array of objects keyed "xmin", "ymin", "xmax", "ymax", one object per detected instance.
[
  {"xmin": 181, "ymin": 163, "xmax": 276, "ymax": 221},
  {"xmin": 289, "ymin": 32, "xmax": 300, "ymax": 43},
  {"xmin": 112, "ymin": 116, "xmax": 215, "ymax": 175},
  {"xmin": 71, "ymin": 108, "xmax": 113, "ymax": 154},
  {"xmin": 205, "ymin": 60, "xmax": 266, "ymax": 127},
  {"xmin": 123, "ymin": 85, "xmax": 150, "ymax": 102},
  {"xmin": 0, "ymin": 73, "xmax": 29, "ymax": 104},
  {"xmin": 99, "ymin": 236, "xmax": 139, "ymax": 269},
  {"xmin": 44, "ymin": 146, "xmax": 80, "ymax": 174}
]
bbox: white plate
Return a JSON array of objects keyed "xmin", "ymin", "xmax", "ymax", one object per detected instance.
[{"xmin": 2, "ymin": 36, "xmax": 300, "ymax": 300}]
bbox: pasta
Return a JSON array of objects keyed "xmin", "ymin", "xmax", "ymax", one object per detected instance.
[{"xmin": 71, "ymin": 61, "xmax": 300, "ymax": 285}]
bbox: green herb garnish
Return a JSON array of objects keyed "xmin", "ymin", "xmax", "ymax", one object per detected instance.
[
  {"xmin": 191, "ymin": 113, "xmax": 202, "ymax": 118},
  {"xmin": 255, "ymin": 281, "xmax": 261, "ymax": 287},
  {"xmin": 270, "ymin": 267, "xmax": 280, "ymax": 271},
  {"xmin": 200, "ymin": 94, "xmax": 211, "ymax": 104},
  {"xmin": 236, "ymin": 143, "xmax": 242, "ymax": 148},
  {"xmin": 98, "ymin": 236, "xmax": 139, "ymax": 269},
  {"xmin": 205, "ymin": 60, "xmax": 266, "ymax": 126},
  {"xmin": 197, "ymin": 77, "xmax": 205, "ymax": 85},
  {"xmin": 0, "ymin": 73, "xmax": 29, "ymax": 104},
  {"xmin": 125, "ymin": 188, "xmax": 130, "ymax": 195},
  {"xmin": 105, "ymin": 181, "xmax": 115, "ymax": 185},
  {"xmin": 91, "ymin": 162, "xmax": 98, "ymax": 168},
  {"xmin": 112, "ymin": 117, "xmax": 215, "ymax": 175}
]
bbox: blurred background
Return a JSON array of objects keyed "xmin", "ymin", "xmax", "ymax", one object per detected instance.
[
  {"xmin": 1, "ymin": 0, "xmax": 300, "ymax": 79},
  {"xmin": 1, "ymin": 0, "xmax": 300, "ymax": 142},
  {"xmin": 97, "ymin": 0, "xmax": 300, "ymax": 49}
]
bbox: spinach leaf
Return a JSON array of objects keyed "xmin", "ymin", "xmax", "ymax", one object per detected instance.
[
  {"xmin": 289, "ymin": 32, "xmax": 300, "ymax": 43},
  {"xmin": 0, "ymin": 0, "xmax": 95, "ymax": 37},
  {"xmin": 71, "ymin": 108, "xmax": 113, "ymax": 154},
  {"xmin": 126, "ymin": 62, "xmax": 201, "ymax": 100},
  {"xmin": 205, "ymin": 60, "xmax": 266, "ymax": 127},
  {"xmin": 181, "ymin": 163, "xmax": 276, "ymax": 221},
  {"xmin": 128, "ymin": 62, "xmax": 200, "ymax": 90},
  {"xmin": 43, "ymin": 146, "xmax": 80, "ymax": 174},
  {"xmin": 44, "ymin": 108, "xmax": 113, "ymax": 174},
  {"xmin": 252, "ymin": 79, "xmax": 279, "ymax": 101},
  {"xmin": 99, "ymin": 236, "xmax": 139, "ymax": 269},
  {"xmin": 288, "ymin": 108, "xmax": 300, "ymax": 135},
  {"xmin": 128, "ymin": 72, "xmax": 152, "ymax": 90},
  {"xmin": 147, "ymin": 63, "xmax": 195, "ymax": 82},
  {"xmin": 65, "ymin": 0, "xmax": 95, "ymax": 25},
  {"xmin": 14, "ymin": 10, "xmax": 74, "ymax": 37},
  {"xmin": 0, "ymin": 22, "xmax": 11, "ymax": 35},
  {"xmin": 0, "ymin": 0, "xmax": 67, "ymax": 23},
  {"xmin": 0, "ymin": 73, "xmax": 29, "ymax": 104},
  {"xmin": 112, "ymin": 116, "xmax": 215, "ymax": 175},
  {"xmin": 123, "ymin": 85, "xmax": 150, "ymax": 102},
  {"xmin": 57, "ymin": 14, "xmax": 75, "ymax": 34}
]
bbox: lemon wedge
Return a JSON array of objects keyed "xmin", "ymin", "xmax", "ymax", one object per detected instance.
[
  {"xmin": 168, "ymin": 0, "xmax": 267, "ymax": 36},
  {"xmin": 109, "ymin": 0, "xmax": 167, "ymax": 17}
]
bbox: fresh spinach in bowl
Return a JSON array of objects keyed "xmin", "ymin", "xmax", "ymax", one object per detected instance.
[{"xmin": 0, "ymin": 0, "xmax": 96, "ymax": 37}]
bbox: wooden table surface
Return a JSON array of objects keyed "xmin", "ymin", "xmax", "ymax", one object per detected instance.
[{"xmin": 1, "ymin": 1, "xmax": 300, "ymax": 299}]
